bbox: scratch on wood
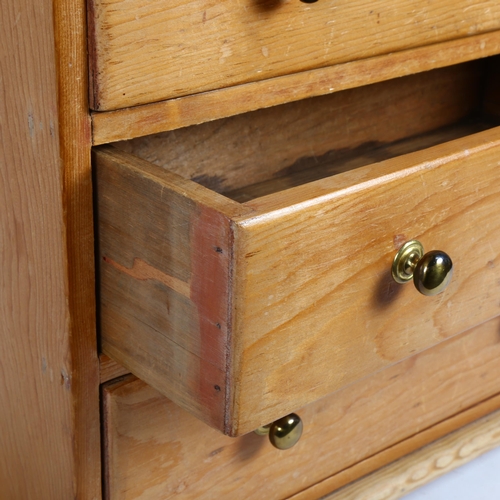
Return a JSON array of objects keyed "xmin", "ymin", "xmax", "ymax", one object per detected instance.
[
  {"xmin": 393, "ymin": 234, "xmax": 407, "ymax": 249},
  {"xmin": 28, "ymin": 112, "xmax": 35, "ymax": 137},
  {"xmin": 103, "ymin": 255, "xmax": 191, "ymax": 298}
]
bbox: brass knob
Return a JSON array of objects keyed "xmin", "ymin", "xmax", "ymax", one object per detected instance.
[
  {"xmin": 392, "ymin": 240, "xmax": 453, "ymax": 296},
  {"xmin": 254, "ymin": 413, "xmax": 303, "ymax": 450}
]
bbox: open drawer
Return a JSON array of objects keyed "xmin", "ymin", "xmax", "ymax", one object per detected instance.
[{"xmin": 94, "ymin": 59, "xmax": 500, "ymax": 436}]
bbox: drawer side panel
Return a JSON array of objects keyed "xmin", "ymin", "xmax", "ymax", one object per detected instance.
[{"xmin": 94, "ymin": 146, "xmax": 247, "ymax": 431}]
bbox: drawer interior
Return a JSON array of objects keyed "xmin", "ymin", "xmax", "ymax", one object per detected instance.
[{"xmin": 114, "ymin": 57, "xmax": 500, "ymax": 202}]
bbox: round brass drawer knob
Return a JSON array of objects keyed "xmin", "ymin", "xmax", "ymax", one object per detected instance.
[
  {"xmin": 392, "ymin": 240, "xmax": 453, "ymax": 296},
  {"xmin": 254, "ymin": 413, "xmax": 303, "ymax": 450}
]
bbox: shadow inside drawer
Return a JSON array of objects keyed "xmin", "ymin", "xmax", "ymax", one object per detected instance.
[{"xmin": 113, "ymin": 55, "xmax": 500, "ymax": 203}]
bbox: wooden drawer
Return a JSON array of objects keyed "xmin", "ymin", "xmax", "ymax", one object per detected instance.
[
  {"xmin": 102, "ymin": 317, "xmax": 500, "ymax": 500},
  {"xmin": 94, "ymin": 60, "xmax": 500, "ymax": 436},
  {"xmin": 87, "ymin": 0, "xmax": 500, "ymax": 110}
]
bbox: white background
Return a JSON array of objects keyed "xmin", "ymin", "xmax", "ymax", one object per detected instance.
[{"xmin": 404, "ymin": 446, "xmax": 500, "ymax": 499}]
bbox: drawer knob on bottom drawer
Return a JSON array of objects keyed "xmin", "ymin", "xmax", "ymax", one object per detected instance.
[
  {"xmin": 392, "ymin": 240, "xmax": 453, "ymax": 296},
  {"xmin": 254, "ymin": 413, "xmax": 303, "ymax": 450}
]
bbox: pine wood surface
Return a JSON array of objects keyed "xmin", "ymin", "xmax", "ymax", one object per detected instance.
[
  {"xmin": 0, "ymin": 0, "xmax": 100, "ymax": 497},
  {"xmin": 102, "ymin": 316, "xmax": 500, "ymax": 500},
  {"xmin": 91, "ymin": 31, "xmax": 500, "ymax": 145},
  {"xmin": 230, "ymin": 126, "xmax": 500, "ymax": 433},
  {"xmin": 114, "ymin": 62, "xmax": 485, "ymax": 196},
  {"xmin": 323, "ymin": 408, "xmax": 500, "ymax": 500},
  {"xmin": 88, "ymin": 0, "xmax": 500, "ymax": 110}
]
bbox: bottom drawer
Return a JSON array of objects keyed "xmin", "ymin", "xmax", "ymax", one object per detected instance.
[{"xmin": 103, "ymin": 316, "xmax": 500, "ymax": 499}]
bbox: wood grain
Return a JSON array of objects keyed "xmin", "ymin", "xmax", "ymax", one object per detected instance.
[
  {"xmin": 323, "ymin": 409, "xmax": 500, "ymax": 500},
  {"xmin": 95, "ymin": 146, "xmax": 252, "ymax": 431},
  {"xmin": 114, "ymin": 62, "xmax": 486, "ymax": 196},
  {"xmin": 0, "ymin": 0, "xmax": 100, "ymax": 496},
  {"xmin": 92, "ymin": 31, "xmax": 500, "ymax": 144},
  {"xmin": 88, "ymin": 0, "xmax": 500, "ymax": 110},
  {"xmin": 100, "ymin": 355, "xmax": 130, "ymax": 384},
  {"xmin": 229, "ymin": 127, "xmax": 500, "ymax": 434},
  {"xmin": 102, "ymin": 316, "xmax": 500, "ymax": 500},
  {"xmin": 53, "ymin": 0, "xmax": 102, "ymax": 496}
]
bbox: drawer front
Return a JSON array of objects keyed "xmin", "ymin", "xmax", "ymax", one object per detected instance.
[
  {"xmin": 88, "ymin": 0, "xmax": 500, "ymax": 110},
  {"xmin": 95, "ymin": 125, "xmax": 500, "ymax": 436},
  {"xmin": 103, "ymin": 317, "xmax": 500, "ymax": 500},
  {"xmin": 231, "ymin": 128, "xmax": 500, "ymax": 433}
]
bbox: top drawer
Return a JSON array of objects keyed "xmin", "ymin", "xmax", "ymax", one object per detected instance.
[{"xmin": 88, "ymin": 0, "xmax": 500, "ymax": 110}]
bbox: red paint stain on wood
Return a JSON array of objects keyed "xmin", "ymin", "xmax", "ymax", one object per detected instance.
[{"xmin": 190, "ymin": 206, "xmax": 232, "ymax": 430}]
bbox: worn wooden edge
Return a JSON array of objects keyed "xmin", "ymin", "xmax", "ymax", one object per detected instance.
[
  {"xmin": 94, "ymin": 145, "xmax": 250, "ymax": 219},
  {"xmin": 99, "ymin": 354, "xmax": 130, "ymax": 384},
  {"xmin": 53, "ymin": 0, "xmax": 102, "ymax": 497},
  {"xmin": 321, "ymin": 406, "xmax": 500, "ymax": 499},
  {"xmin": 288, "ymin": 391, "xmax": 500, "ymax": 499},
  {"xmin": 91, "ymin": 31, "xmax": 500, "ymax": 145}
]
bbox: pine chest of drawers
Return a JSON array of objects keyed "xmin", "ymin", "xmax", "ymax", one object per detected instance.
[{"xmin": 84, "ymin": 0, "xmax": 500, "ymax": 492}]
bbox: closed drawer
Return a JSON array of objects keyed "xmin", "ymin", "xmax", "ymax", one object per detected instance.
[
  {"xmin": 88, "ymin": 0, "xmax": 500, "ymax": 110},
  {"xmin": 102, "ymin": 317, "xmax": 500, "ymax": 500},
  {"xmin": 95, "ymin": 60, "xmax": 500, "ymax": 436}
]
